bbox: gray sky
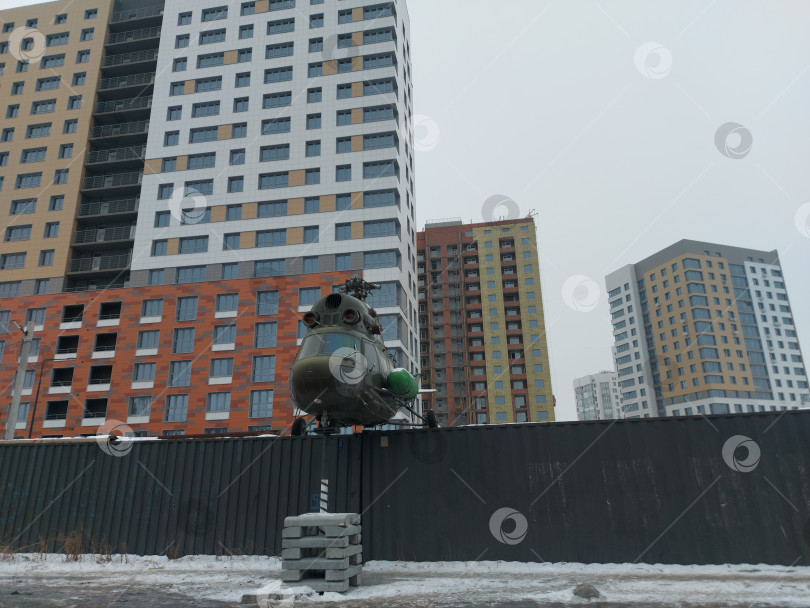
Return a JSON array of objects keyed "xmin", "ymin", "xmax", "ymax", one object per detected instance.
[{"xmin": 6, "ymin": 0, "xmax": 810, "ymax": 421}]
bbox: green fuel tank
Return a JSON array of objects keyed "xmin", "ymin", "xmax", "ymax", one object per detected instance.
[{"xmin": 386, "ymin": 368, "xmax": 419, "ymax": 401}]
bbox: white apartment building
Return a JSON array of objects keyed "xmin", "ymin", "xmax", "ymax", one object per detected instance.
[
  {"xmin": 573, "ymin": 371, "xmax": 621, "ymax": 421},
  {"xmin": 130, "ymin": 0, "xmax": 420, "ymax": 373},
  {"xmin": 606, "ymin": 240, "xmax": 810, "ymax": 418}
]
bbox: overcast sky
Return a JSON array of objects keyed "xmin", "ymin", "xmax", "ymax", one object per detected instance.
[
  {"xmin": 404, "ymin": 0, "xmax": 810, "ymax": 420},
  {"xmin": 5, "ymin": 0, "xmax": 810, "ymax": 421}
]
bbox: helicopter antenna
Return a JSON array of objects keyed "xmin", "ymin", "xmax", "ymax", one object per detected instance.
[{"xmin": 341, "ymin": 276, "xmax": 380, "ymax": 301}]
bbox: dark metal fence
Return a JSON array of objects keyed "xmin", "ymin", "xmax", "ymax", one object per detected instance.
[{"xmin": 1, "ymin": 412, "xmax": 808, "ymax": 564}]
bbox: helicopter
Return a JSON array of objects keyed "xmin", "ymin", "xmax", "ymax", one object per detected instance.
[{"xmin": 289, "ymin": 277, "xmax": 438, "ymax": 435}]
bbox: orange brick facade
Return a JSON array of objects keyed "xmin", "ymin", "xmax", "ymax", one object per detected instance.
[{"xmin": 0, "ymin": 273, "xmax": 347, "ymax": 438}]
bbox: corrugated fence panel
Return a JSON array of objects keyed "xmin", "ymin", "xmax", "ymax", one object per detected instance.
[
  {"xmin": 1, "ymin": 413, "xmax": 808, "ymax": 563},
  {"xmin": 0, "ymin": 435, "xmax": 359, "ymax": 557},
  {"xmin": 361, "ymin": 412, "xmax": 810, "ymax": 565}
]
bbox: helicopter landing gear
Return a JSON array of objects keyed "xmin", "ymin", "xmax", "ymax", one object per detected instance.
[
  {"xmin": 291, "ymin": 417, "xmax": 307, "ymax": 437},
  {"xmin": 315, "ymin": 412, "xmax": 339, "ymax": 435},
  {"xmin": 425, "ymin": 409, "xmax": 438, "ymax": 429}
]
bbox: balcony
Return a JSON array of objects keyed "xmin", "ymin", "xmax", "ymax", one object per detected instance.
[
  {"xmin": 98, "ymin": 72, "xmax": 155, "ymax": 92},
  {"xmin": 95, "ymin": 96, "xmax": 152, "ymax": 117},
  {"xmin": 104, "ymin": 48, "xmax": 158, "ymax": 67},
  {"xmin": 90, "ymin": 121, "xmax": 149, "ymax": 143},
  {"xmin": 110, "ymin": 4, "xmax": 164, "ymax": 25},
  {"xmin": 73, "ymin": 225, "xmax": 136, "ymax": 247},
  {"xmin": 78, "ymin": 198, "xmax": 139, "ymax": 219},
  {"xmin": 69, "ymin": 253, "xmax": 132, "ymax": 274},
  {"xmin": 86, "ymin": 146, "xmax": 145, "ymax": 170},
  {"xmin": 106, "ymin": 26, "xmax": 161, "ymax": 51},
  {"xmin": 82, "ymin": 171, "xmax": 143, "ymax": 193},
  {"xmin": 63, "ymin": 280, "xmax": 128, "ymax": 293}
]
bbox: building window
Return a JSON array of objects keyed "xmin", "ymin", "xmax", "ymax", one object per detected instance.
[
  {"xmin": 53, "ymin": 169, "xmax": 69, "ymax": 185},
  {"xmin": 213, "ymin": 324, "xmax": 236, "ymax": 346},
  {"xmin": 169, "ymin": 361, "xmax": 192, "ymax": 387},
  {"xmin": 76, "ymin": 50, "xmax": 90, "ymax": 63},
  {"xmin": 228, "ymin": 176, "xmax": 244, "ymax": 193},
  {"xmin": 216, "ymin": 293, "xmax": 238, "ymax": 313},
  {"xmin": 58, "ymin": 144, "xmax": 73, "ymax": 158},
  {"xmin": 299, "ymin": 287, "xmax": 320, "ymax": 306},
  {"xmin": 43, "ymin": 222, "xmax": 59, "ymax": 238},
  {"xmin": 202, "ymin": 6, "xmax": 228, "ymax": 21},
  {"xmin": 257, "ymin": 291, "xmax": 279, "ymax": 315},
  {"xmin": 128, "ymin": 396, "xmax": 151, "ymax": 417},
  {"xmin": 303, "ymin": 257, "xmax": 319, "ymax": 273},
  {"xmin": 252, "ymin": 356, "xmax": 275, "ymax": 382},
  {"xmin": 308, "ymin": 87, "xmax": 322, "ymax": 103},
  {"xmin": 254, "ymin": 259, "xmax": 285, "ymax": 277},
  {"xmin": 176, "ymin": 296, "xmax": 198, "ymax": 321},
  {"xmin": 177, "ymin": 11, "xmax": 191, "ymax": 25},
  {"xmin": 148, "ymin": 269, "xmax": 164, "ymax": 285},
  {"xmin": 141, "ymin": 299, "xmax": 163, "ymax": 318},
  {"xmin": 165, "ymin": 394, "xmax": 189, "ymax": 421},
  {"xmin": 306, "ymin": 141, "xmax": 321, "ymax": 157},
  {"xmin": 336, "ymin": 254, "xmax": 351, "ymax": 271},
  {"xmin": 224, "ymin": 233, "xmax": 240, "ymax": 250},
  {"xmin": 133, "ymin": 362, "xmax": 156, "ymax": 383},
  {"xmin": 207, "ymin": 392, "xmax": 231, "ymax": 413},
  {"xmin": 222, "ymin": 263, "xmax": 238, "ymax": 280},
  {"xmin": 336, "ymin": 165, "xmax": 352, "ymax": 182},
  {"xmin": 172, "ymin": 327, "xmax": 195, "ymax": 354},
  {"xmin": 164, "ymin": 131, "xmax": 179, "ymax": 146},
  {"xmin": 176, "ymin": 266, "xmax": 206, "ymax": 284},
  {"xmin": 254, "ymin": 322, "xmax": 277, "ymax": 348},
  {"xmin": 136, "ymin": 330, "xmax": 159, "ymax": 350},
  {"xmin": 38, "ymin": 250, "xmax": 54, "ymax": 267},
  {"xmin": 210, "ymin": 358, "xmax": 233, "ymax": 379},
  {"xmin": 307, "ymin": 114, "xmax": 322, "ymax": 129},
  {"xmin": 249, "ymin": 390, "xmax": 273, "ymax": 418}
]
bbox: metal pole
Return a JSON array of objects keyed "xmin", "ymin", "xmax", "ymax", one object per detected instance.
[{"xmin": 5, "ymin": 321, "xmax": 35, "ymax": 440}]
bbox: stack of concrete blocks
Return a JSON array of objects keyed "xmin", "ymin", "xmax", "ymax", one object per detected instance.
[{"xmin": 281, "ymin": 513, "xmax": 362, "ymax": 593}]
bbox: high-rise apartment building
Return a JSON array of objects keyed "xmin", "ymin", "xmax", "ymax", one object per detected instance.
[
  {"xmin": 0, "ymin": 0, "xmax": 418, "ymax": 438},
  {"xmin": 417, "ymin": 218, "xmax": 554, "ymax": 426},
  {"xmin": 573, "ymin": 371, "xmax": 620, "ymax": 421},
  {"xmin": 606, "ymin": 240, "xmax": 809, "ymax": 419}
]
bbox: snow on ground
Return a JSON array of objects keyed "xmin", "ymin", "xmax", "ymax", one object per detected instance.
[{"xmin": 1, "ymin": 554, "xmax": 809, "ymax": 606}]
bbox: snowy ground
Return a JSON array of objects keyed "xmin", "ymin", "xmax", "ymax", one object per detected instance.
[{"xmin": 0, "ymin": 554, "xmax": 808, "ymax": 607}]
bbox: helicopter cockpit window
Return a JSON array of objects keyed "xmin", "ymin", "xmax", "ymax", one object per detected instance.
[
  {"xmin": 362, "ymin": 340, "xmax": 379, "ymax": 372},
  {"xmin": 297, "ymin": 333, "xmax": 361, "ymax": 359}
]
